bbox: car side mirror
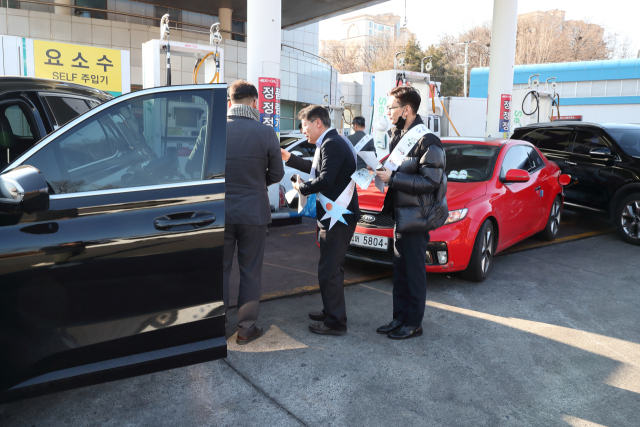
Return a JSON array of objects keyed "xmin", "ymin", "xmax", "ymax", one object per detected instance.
[
  {"xmin": 590, "ymin": 147, "xmax": 614, "ymax": 159},
  {"xmin": 502, "ymin": 169, "xmax": 530, "ymax": 183},
  {"xmin": 0, "ymin": 165, "xmax": 50, "ymax": 213},
  {"xmin": 291, "ymin": 151, "xmax": 304, "ymax": 157}
]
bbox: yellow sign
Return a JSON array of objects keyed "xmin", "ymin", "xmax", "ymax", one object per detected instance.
[{"xmin": 34, "ymin": 40, "xmax": 122, "ymax": 95}]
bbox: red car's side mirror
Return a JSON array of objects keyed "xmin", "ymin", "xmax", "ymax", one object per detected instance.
[{"xmin": 502, "ymin": 169, "xmax": 530, "ymax": 183}]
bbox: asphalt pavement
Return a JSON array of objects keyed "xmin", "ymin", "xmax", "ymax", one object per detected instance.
[
  {"xmin": 228, "ymin": 210, "xmax": 615, "ymax": 306},
  {"xmin": 1, "ymin": 230, "xmax": 638, "ymax": 427}
]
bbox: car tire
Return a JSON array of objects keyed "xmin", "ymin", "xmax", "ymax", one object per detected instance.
[
  {"xmin": 615, "ymin": 193, "xmax": 640, "ymax": 246},
  {"xmin": 461, "ymin": 219, "xmax": 494, "ymax": 282},
  {"xmin": 538, "ymin": 195, "xmax": 562, "ymax": 241}
]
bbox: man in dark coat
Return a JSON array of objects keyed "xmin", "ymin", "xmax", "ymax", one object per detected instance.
[
  {"xmin": 281, "ymin": 105, "xmax": 359, "ymax": 336},
  {"xmin": 223, "ymin": 80, "xmax": 284, "ymax": 345},
  {"xmin": 375, "ymin": 86, "xmax": 448, "ymax": 340},
  {"xmin": 347, "ymin": 116, "xmax": 376, "ymax": 170}
]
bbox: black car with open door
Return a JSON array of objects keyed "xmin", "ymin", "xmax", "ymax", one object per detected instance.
[{"xmin": 0, "ymin": 84, "xmax": 228, "ymax": 402}]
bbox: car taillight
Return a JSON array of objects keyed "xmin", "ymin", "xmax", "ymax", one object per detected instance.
[{"xmin": 558, "ymin": 174, "xmax": 571, "ymax": 186}]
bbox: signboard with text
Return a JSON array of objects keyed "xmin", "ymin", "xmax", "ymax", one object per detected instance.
[
  {"xmin": 551, "ymin": 115, "xmax": 583, "ymax": 121},
  {"xmin": 258, "ymin": 77, "xmax": 281, "ymax": 137},
  {"xmin": 499, "ymin": 94, "xmax": 512, "ymax": 134},
  {"xmin": 34, "ymin": 40, "xmax": 124, "ymax": 96}
]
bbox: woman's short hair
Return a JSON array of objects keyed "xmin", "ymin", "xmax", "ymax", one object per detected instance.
[
  {"xmin": 388, "ymin": 86, "xmax": 421, "ymax": 115},
  {"xmin": 298, "ymin": 105, "xmax": 331, "ymax": 128}
]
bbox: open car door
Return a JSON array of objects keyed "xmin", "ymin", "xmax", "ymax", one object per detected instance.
[{"xmin": 0, "ymin": 84, "xmax": 228, "ymax": 402}]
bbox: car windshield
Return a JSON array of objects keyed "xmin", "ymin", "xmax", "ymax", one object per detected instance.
[
  {"xmin": 607, "ymin": 128, "xmax": 640, "ymax": 158},
  {"xmin": 444, "ymin": 143, "xmax": 501, "ymax": 182}
]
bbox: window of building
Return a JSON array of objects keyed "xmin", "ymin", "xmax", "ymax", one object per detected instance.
[
  {"xmin": 232, "ymin": 20, "xmax": 246, "ymax": 42},
  {"xmin": 74, "ymin": 0, "xmax": 107, "ymax": 20}
]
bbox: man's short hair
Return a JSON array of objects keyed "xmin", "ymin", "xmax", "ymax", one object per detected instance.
[
  {"xmin": 352, "ymin": 116, "xmax": 366, "ymax": 128},
  {"xmin": 298, "ymin": 105, "xmax": 331, "ymax": 128},
  {"xmin": 388, "ymin": 86, "xmax": 421, "ymax": 115},
  {"xmin": 229, "ymin": 80, "xmax": 258, "ymax": 102},
  {"xmin": 298, "ymin": 123, "xmax": 303, "ymax": 131}
]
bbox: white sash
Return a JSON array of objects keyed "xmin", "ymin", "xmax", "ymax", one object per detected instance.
[{"xmin": 384, "ymin": 124, "xmax": 430, "ymax": 171}]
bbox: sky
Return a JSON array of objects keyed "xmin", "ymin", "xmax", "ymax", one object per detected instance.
[{"xmin": 319, "ymin": 0, "xmax": 640, "ymax": 56}]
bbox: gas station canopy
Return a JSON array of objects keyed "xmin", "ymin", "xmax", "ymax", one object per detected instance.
[{"xmin": 139, "ymin": 0, "xmax": 389, "ymax": 28}]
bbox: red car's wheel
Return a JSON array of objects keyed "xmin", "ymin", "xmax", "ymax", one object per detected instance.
[
  {"xmin": 538, "ymin": 196, "xmax": 562, "ymax": 241},
  {"xmin": 462, "ymin": 219, "xmax": 494, "ymax": 282}
]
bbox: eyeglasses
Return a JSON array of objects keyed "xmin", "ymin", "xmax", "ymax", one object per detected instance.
[{"xmin": 386, "ymin": 105, "xmax": 402, "ymax": 112}]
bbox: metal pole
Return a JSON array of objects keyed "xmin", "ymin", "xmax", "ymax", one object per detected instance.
[
  {"xmin": 485, "ymin": 0, "xmax": 519, "ymax": 137},
  {"xmin": 464, "ymin": 42, "xmax": 469, "ymax": 97}
]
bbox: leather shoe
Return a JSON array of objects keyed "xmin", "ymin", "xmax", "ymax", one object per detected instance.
[
  {"xmin": 388, "ymin": 326, "xmax": 423, "ymax": 340},
  {"xmin": 376, "ymin": 319, "xmax": 404, "ymax": 335},
  {"xmin": 236, "ymin": 326, "xmax": 264, "ymax": 345},
  {"xmin": 308, "ymin": 311, "xmax": 326, "ymax": 321},
  {"xmin": 309, "ymin": 322, "xmax": 346, "ymax": 336}
]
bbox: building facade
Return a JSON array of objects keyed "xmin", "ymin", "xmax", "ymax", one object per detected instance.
[
  {"xmin": 0, "ymin": 1, "xmax": 338, "ymax": 131},
  {"xmin": 340, "ymin": 13, "xmax": 414, "ymax": 46},
  {"xmin": 470, "ymin": 59, "xmax": 640, "ymax": 123}
]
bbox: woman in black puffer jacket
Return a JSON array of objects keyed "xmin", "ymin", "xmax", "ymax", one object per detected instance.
[{"xmin": 375, "ymin": 86, "xmax": 448, "ymax": 340}]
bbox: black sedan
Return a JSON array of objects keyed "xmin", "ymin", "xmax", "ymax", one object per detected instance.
[
  {"xmin": 512, "ymin": 122, "xmax": 640, "ymax": 245},
  {"xmin": 0, "ymin": 83, "xmax": 228, "ymax": 402}
]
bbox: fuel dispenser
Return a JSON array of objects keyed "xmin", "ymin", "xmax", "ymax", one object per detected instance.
[
  {"xmin": 371, "ymin": 68, "xmax": 441, "ymax": 158},
  {"xmin": 509, "ymin": 74, "xmax": 560, "ymax": 136},
  {"xmin": 142, "ymin": 21, "xmax": 225, "ymax": 89},
  {"xmin": 140, "ymin": 20, "xmax": 226, "ymax": 176}
]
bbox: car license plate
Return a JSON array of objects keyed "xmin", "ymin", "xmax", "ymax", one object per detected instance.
[{"xmin": 350, "ymin": 233, "xmax": 388, "ymax": 251}]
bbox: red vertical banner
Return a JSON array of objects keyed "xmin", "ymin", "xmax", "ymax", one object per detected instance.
[
  {"xmin": 258, "ymin": 77, "xmax": 281, "ymax": 137},
  {"xmin": 499, "ymin": 94, "xmax": 512, "ymax": 134}
]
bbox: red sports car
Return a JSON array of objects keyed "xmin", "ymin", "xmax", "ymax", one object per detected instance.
[{"xmin": 346, "ymin": 137, "xmax": 570, "ymax": 282}]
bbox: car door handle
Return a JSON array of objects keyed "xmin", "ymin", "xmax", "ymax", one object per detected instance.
[
  {"xmin": 154, "ymin": 211, "xmax": 216, "ymax": 231},
  {"xmin": 534, "ymin": 186, "xmax": 541, "ymax": 191},
  {"xmin": 566, "ymin": 161, "xmax": 577, "ymax": 166}
]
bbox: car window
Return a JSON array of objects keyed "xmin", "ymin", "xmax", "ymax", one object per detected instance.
[
  {"xmin": 536, "ymin": 128, "xmax": 574, "ymax": 152},
  {"xmin": 525, "ymin": 146, "xmax": 545, "ymax": 172},
  {"xmin": 515, "ymin": 128, "xmax": 545, "ymax": 145},
  {"xmin": 572, "ymin": 130, "xmax": 608, "ymax": 156},
  {"xmin": 607, "ymin": 128, "xmax": 640, "ymax": 158},
  {"xmin": 295, "ymin": 141, "xmax": 316, "ymax": 157},
  {"xmin": 44, "ymin": 96, "xmax": 93, "ymax": 128},
  {"xmin": 500, "ymin": 145, "xmax": 532, "ymax": 179},
  {"xmin": 22, "ymin": 89, "xmax": 213, "ymax": 194},
  {"xmin": 444, "ymin": 143, "xmax": 501, "ymax": 182},
  {"xmin": 4, "ymin": 105, "xmax": 34, "ymax": 137},
  {"xmin": 0, "ymin": 102, "xmax": 41, "ymax": 169}
]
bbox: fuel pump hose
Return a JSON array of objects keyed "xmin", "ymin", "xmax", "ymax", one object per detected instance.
[
  {"xmin": 432, "ymin": 85, "xmax": 460, "ymax": 137},
  {"xmin": 193, "ymin": 51, "xmax": 220, "ymax": 84}
]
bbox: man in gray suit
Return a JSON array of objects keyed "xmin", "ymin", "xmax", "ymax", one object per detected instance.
[
  {"xmin": 347, "ymin": 116, "xmax": 376, "ymax": 170},
  {"xmin": 223, "ymin": 80, "xmax": 284, "ymax": 345}
]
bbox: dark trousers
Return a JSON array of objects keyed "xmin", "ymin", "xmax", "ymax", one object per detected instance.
[
  {"xmin": 223, "ymin": 223, "xmax": 268, "ymax": 336},
  {"xmin": 392, "ymin": 230, "xmax": 430, "ymax": 327},
  {"xmin": 317, "ymin": 220, "xmax": 356, "ymax": 331}
]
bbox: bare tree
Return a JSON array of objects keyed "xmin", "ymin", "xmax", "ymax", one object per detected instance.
[
  {"xmin": 438, "ymin": 9, "xmax": 634, "ymax": 68},
  {"xmin": 320, "ymin": 36, "xmax": 403, "ymax": 75}
]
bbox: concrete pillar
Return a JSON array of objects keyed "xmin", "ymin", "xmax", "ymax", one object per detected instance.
[
  {"xmin": 54, "ymin": 0, "xmax": 72, "ymax": 15},
  {"xmin": 219, "ymin": 8, "xmax": 233, "ymax": 40},
  {"xmin": 485, "ymin": 0, "xmax": 518, "ymax": 137},
  {"xmin": 247, "ymin": 0, "xmax": 281, "ymax": 85}
]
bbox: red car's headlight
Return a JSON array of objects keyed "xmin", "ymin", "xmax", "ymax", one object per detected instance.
[{"xmin": 444, "ymin": 208, "xmax": 469, "ymax": 225}]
